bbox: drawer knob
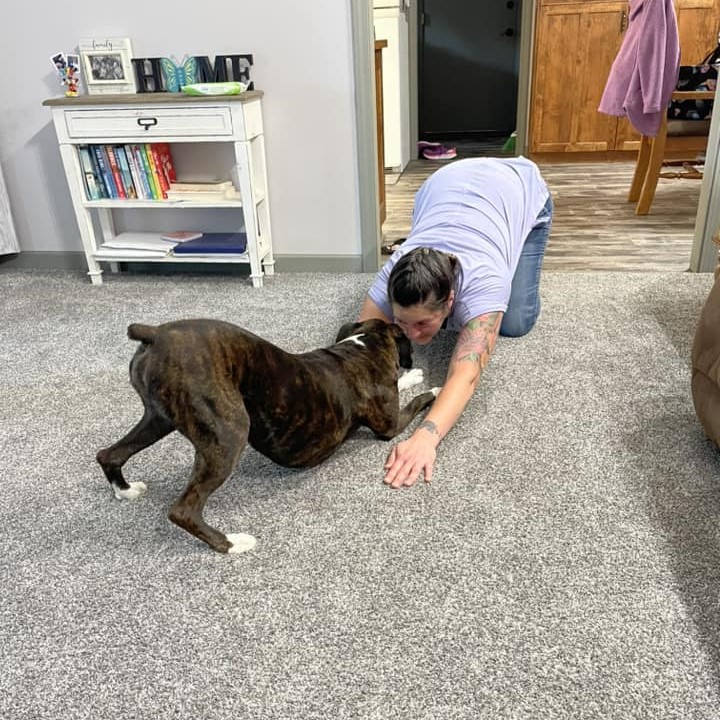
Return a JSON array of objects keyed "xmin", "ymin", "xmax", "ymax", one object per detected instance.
[{"xmin": 137, "ymin": 117, "xmax": 158, "ymax": 130}]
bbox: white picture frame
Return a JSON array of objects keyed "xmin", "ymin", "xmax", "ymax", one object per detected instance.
[{"xmin": 79, "ymin": 37, "xmax": 137, "ymax": 95}]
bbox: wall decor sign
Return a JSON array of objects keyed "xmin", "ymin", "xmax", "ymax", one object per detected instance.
[
  {"xmin": 131, "ymin": 54, "xmax": 254, "ymax": 93},
  {"xmin": 79, "ymin": 38, "xmax": 137, "ymax": 95}
]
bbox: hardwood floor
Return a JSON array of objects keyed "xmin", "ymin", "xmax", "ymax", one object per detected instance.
[{"xmin": 382, "ymin": 150, "xmax": 703, "ymax": 271}]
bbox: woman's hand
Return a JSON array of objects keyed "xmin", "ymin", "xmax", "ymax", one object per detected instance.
[
  {"xmin": 383, "ymin": 426, "xmax": 439, "ymax": 488},
  {"xmin": 381, "ymin": 313, "xmax": 503, "ymax": 488}
]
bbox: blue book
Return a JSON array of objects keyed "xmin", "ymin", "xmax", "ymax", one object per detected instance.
[
  {"xmin": 172, "ymin": 232, "xmax": 248, "ymax": 254},
  {"xmin": 114, "ymin": 146, "xmax": 137, "ymax": 199},
  {"xmin": 90, "ymin": 145, "xmax": 114, "ymax": 198},
  {"xmin": 91, "ymin": 145, "xmax": 117, "ymax": 198},
  {"xmin": 78, "ymin": 145, "xmax": 101, "ymax": 200},
  {"xmin": 86, "ymin": 146, "xmax": 108, "ymax": 198}
]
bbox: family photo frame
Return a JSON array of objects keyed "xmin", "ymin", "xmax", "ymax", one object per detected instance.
[{"xmin": 78, "ymin": 37, "xmax": 137, "ymax": 95}]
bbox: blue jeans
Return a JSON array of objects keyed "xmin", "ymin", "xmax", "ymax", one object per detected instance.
[{"xmin": 500, "ymin": 195, "xmax": 553, "ymax": 337}]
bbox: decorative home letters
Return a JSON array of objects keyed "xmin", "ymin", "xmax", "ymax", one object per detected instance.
[
  {"xmin": 131, "ymin": 54, "xmax": 254, "ymax": 93},
  {"xmin": 131, "ymin": 58, "xmax": 166, "ymax": 93},
  {"xmin": 195, "ymin": 55, "xmax": 254, "ymax": 89}
]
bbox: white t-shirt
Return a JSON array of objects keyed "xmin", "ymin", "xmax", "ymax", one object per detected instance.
[{"xmin": 368, "ymin": 156, "xmax": 550, "ymax": 330}]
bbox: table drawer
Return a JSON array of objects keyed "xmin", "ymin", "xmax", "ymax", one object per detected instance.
[{"xmin": 64, "ymin": 107, "xmax": 234, "ymax": 139}]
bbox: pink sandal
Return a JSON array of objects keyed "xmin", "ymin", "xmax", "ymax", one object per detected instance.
[{"xmin": 422, "ymin": 145, "xmax": 457, "ymax": 160}]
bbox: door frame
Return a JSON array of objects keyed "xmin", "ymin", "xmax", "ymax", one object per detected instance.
[
  {"xmin": 691, "ymin": 96, "xmax": 720, "ymax": 271},
  {"xmin": 350, "ymin": 0, "xmax": 383, "ymax": 273},
  {"xmin": 350, "ymin": 0, "xmax": 718, "ymax": 273}
]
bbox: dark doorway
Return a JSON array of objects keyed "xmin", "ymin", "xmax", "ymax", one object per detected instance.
[{"xmin": 419, "ymin": 0, "xmax": 521, "ymax": 142}]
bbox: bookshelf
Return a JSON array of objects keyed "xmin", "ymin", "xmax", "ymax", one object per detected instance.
[{"xmin": 42, "ymin": 91, "xmax": 274, "ymax": 287}]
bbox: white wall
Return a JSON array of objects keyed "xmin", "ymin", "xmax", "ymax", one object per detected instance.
[{"xmin": 0, "ymin": 1, "xmax": 362, "ymax": 259}]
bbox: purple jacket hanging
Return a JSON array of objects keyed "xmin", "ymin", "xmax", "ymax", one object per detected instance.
[{"xmin": 598, "ymin": 0, "xmax": 680, "ymax": 137}]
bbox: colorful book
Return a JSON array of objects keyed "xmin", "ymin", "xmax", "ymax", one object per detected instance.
[
  {"xmin": 114, "ymin": 146, "xmax": 137, "ymax": 199},
  {"xmin": 155, "ymin": 143, "xmax": 177, "ymax": 184},
  {"xmin": 150, "ymin": 144, "xmax": 170, "ymax": 197},
  {"xmin": 124, "ymin": 145, "xmax": 146, "ymax": 200},
  {"xmin": 172, "ymin": 232, "xmax": 247, "ymax": 254},
  {"xmin": 78, "ymin": 145, "xmax": 101, "ymax": 200},
  {"xmin": 91, "ymin": 145, "xmax": 117, "ymax": 198},
  {"xmin": 104, "ymin": 146, "xmax": 127, "ymax": 199},
  {"xmin": 130, "ymin": 145, "xmax": 155, "ymax": 200},
  {"xmin": 136, "ymin": 145, "xmax": 158, "ymax": 199},
  {"xmin": 144, "ymin": 144, "xmax": 166, "ymax": 199}
]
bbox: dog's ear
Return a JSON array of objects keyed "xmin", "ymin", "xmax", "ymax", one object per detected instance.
[
  {"xmin": 388, "ymin": 323, "xmax": 413, "ymax": 369},
  {"xmin": 335, "ymin": 321, "xmax": 363, "ymax": 343}
]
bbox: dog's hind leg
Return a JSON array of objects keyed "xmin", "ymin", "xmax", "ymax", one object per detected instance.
[
  {"xmin": 168, "ymin": 404, "xmax": 254, "ymax": 554},
  {"xmin": 367, "ymin": 388, "xmax": 440, "ymax": 440},
  {"xmin": 97, "ymin": 410, "xmax": 175, "ymax": 500}
]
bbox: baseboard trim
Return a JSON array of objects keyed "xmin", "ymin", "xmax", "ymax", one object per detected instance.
[
  {"xmin": 0, "ymin": 251, "xmax": 87, "ymax": 271},
  {"xmin": 0, "ymin": 252, "xmax": 365, "ymax": 274}
]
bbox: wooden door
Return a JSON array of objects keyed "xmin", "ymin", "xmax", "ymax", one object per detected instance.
[{"xmin": 530, "ymin": 1, "xmax": 628, "ymax": 153}]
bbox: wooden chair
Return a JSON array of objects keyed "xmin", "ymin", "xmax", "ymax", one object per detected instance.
[{"xmin": 628, "ymin": 90, "xmax": 714, "ymax": 215}]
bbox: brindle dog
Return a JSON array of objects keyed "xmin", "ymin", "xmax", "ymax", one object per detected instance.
[{"xmin": 96, "ymin": 318, "xmax": 438, "ymax": 553}]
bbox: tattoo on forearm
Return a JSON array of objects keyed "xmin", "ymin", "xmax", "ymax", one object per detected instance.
[
  {"xmin": 452, "ymin": 312, "xmax": 502, "ymax": 369},
  {"xmin": 419, "ymin": 420, "xmax": 440, "ymax": 437}
]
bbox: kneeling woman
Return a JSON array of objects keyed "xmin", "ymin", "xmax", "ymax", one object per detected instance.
[{"xmin": 358, "ymin": 156, "xmax": 553, "ymax": 488}]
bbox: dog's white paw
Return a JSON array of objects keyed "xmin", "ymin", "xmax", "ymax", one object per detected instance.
[
  {"xmin": 431, "ymin": 386, "xmax": 442, "ymax": 397},
  {"xmin": 113, "ymin": 481, "xmax": 147, "ymax": 500},
  {"xmin": 226, "ymin": 533, "xmax": 257, "ymax": 554},
  {"xmin": 398, "ymin": 368, "xmax": 424, "ymax": 390}
]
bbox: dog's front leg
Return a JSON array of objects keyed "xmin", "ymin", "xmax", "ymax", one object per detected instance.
[{"xmin": 367, "ymin": 388, "xmax": 440, "ymax": 440}]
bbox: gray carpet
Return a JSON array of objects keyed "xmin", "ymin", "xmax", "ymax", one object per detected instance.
[{"xmin": 2, "ymin": 268, "xmax": 720, "ymax": 719}]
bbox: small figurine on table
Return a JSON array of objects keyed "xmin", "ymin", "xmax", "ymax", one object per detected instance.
[
  {"xmin": 50, "ymin": 51, "xmax": 81, "ymax": 97},
  {"xmin": 65, "ymin": 54, "xmax": 80, "ymax": 96}
]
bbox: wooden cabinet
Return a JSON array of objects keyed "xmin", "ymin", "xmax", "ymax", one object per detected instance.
[
  {"xmin": 677, "ymin": 0, "xmax": 720, "ymax": 63},
  {"xmin": 531, "ymin": 1, "xmax": 629, "ymax": 154},
  {"xmin": 529, "ymin": 0, "xmax": 720, "ymax": 156}
]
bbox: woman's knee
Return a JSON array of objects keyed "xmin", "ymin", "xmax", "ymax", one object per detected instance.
[{"xmin": 500, "ymin": 307, "xmax": 539, "ymax": 337}]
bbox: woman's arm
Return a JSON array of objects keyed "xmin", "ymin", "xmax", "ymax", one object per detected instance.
[
  {"xmin": 383, "ymin": 311, "xmax": 503, "ymax": 488},
  {"xmin": 358, "ymin": 295, "xmax": 392, "ymax": 323}
]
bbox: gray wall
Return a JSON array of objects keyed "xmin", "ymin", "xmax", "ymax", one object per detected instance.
[{"xmin": 0, "ymin": 2, "xmax": 361, "ymax": 262}]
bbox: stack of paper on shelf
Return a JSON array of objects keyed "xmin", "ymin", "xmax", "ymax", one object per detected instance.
[
  {"xmin": 171, "ymin": 232, "xmax": 248, "ymax": 255},
  {"xmin": 95, "ymin": 232, "xmax": 176, "ymax": 259},
  {"xmin": 165, "ymin": 181, "xmax": 242, "ymax": 202}
]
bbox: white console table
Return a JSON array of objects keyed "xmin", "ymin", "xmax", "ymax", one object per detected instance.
[{"xmin": 43, "ymin": 91, "xmax": 274, "ymax": 287}]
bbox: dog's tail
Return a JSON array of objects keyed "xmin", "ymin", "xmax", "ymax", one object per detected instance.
[{"xmin": 127, "ymin": 323, "xmax": 158, "ymax": 345}]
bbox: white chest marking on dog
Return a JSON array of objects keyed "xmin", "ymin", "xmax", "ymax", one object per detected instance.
[
  {"xmin": 338, "ymin": 333, "xmax": 366, "ymax": 347},
  {"xmin": 398, "ymin": 368, "xmax": 424, "ymax": 390},
  {"xmin": 226, "ymin": 533, "xmax": 257, "ymax": 554}
]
